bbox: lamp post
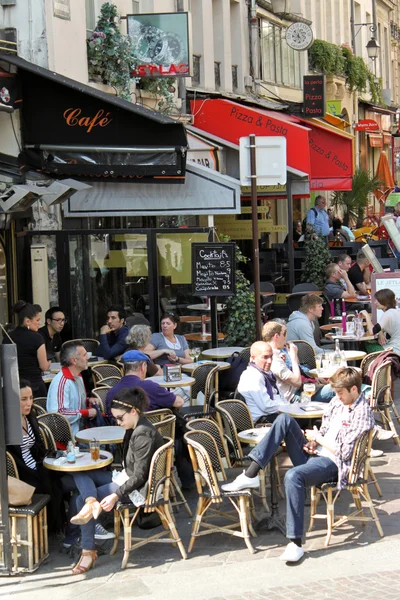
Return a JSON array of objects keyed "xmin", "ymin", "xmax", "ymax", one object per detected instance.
[
  {"xmin": 269, "ymin": 0, "xmax": 291, "ymax": 16},
  {"xmin": 350, "ymin": 0, "xmax": 380, "ymax": 60},
  {"xmin": 366, "ymin": 37, "xmax": 380, "ymax": 61}
]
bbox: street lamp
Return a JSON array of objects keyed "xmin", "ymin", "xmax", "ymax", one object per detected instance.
[
  {"xmin": 270, "ymin": 0, "xmax": 291, "ymax": 16},
  {"xmin": 366, "ymin": 37, "xmax": 380, "ymax": 61}
]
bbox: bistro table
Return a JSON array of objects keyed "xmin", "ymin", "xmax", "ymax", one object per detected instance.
[
  {"xmin": 309, "ymin": 365, "xmax": 362, "ymax": 379},
  {"xmin": 49, "ymin": 356, "xmax": 106, "ymax": 373},
  {"xmin": 181, "ymin": 360, "xmax": 231, "ymax": 373},
  {"xmin": 184, "ymin": 333, "xmax": 225, "ymax": 344},
  {"xmin": 202, "ymin": 346, "xmax": 245, "ymax": 360},
  {"xmin": 278, "ymin": 402, "xmax": 326, "ymax": 420},
  {"xmin": 75, "ymin": 426, "xmax": 125, "ymax": 445},
  {"xmin": 325, "ymin": 332, "xmax": 376, "ymax": 351},
  {"xmin": 237, "ymin": 427, "xmax": 285, "ymax": 535},
  {"xmin": 42, "ymin": 372, "xmax": 57, "ymax": 384},
  {"xmin": 344, "ymin": 296, "xmax": 371, "ymax": 304},
  {"xmin": 187, "ymin": 303, "xmax": 226, "ymax": 312},
  {"xmin": 43, "ymin": 449, "xmax": 113, "ymax": 472},
  {"xmin": 146, "ymin": 374, "xmax": 196, "ymax": 389}
]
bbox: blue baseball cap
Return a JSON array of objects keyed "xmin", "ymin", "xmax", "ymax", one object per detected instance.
[{"xmin": 121, "ymin": 350, "xmax": 150, "ymax": 363}]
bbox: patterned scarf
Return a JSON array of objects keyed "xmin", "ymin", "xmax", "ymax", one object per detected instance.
[{"xmin": 249, "ymin": 362, "xmax": 279, "ymax": 399}]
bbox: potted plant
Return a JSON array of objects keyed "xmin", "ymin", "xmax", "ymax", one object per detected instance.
[
  {"xmin": 330, "ymin": 168, "xmax": 383, "ymax": 227},
  {"xmin": 301, "ymin": 227, "xmax": 332, "ymax": 289}
]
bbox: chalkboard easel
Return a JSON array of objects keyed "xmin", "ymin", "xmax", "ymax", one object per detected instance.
[{"xmin": 192, "ymin": 243, "xmax": 236, "ymax": 348}]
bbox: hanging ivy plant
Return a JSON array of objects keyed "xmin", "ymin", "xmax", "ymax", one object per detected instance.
[
  {"xmin": 309, "ymin": 39, "xmax": 345, "ymax": 76},
  {"xmin": 87, "ymin": 2, "xmax": 176, "ymax": 111}
]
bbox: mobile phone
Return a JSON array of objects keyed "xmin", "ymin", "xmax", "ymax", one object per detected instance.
[{"xmin": 46, "ymin": 450, "xmax": 64, "ymax": 459}]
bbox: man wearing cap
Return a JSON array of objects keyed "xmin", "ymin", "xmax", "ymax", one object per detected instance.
[{"xmin": 105, "ymin": 350, "xmax": 184, "ymax": 417}]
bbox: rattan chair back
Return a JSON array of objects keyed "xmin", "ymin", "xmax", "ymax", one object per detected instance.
[
  {"xmin": 217, "ymin": 399, "xmax": 254, "ymax": 432},
  {"xmin": 34, "ymin": 397, "xmax": 47, "ymax": 410},
  {"xmin": 370, "ymin": 361, "xmax": 391, "ymax": 409},
  {"xmin": 187, "ymin": 418, "xmax": 231, "ymax": 471},
  {"xmin": 92, "ymin": 364, "xmax": 122, "ymax": 382},
  {"xmin": 37, "ymin": 412, "xmax": 73, "ymax": 446},
  {"xmin": 185, "ymin": 430, "xmax": 223, "ymax": 500},
  {"xmin": 237, "ymin": 347, "xmax": 251, "ymax": 364},
  {"xmin": 6, "ymin": 451, "xmax": 18, "ymax": 478},
  {"xmin": 32, "ymin": 403, "xmax": 46, "ymax": 416},
  {"xmin": 61, "ymin": 338, "xmax": 99, "ymax": 354},
  {"xmin": 153, "ymin": 415, "xmax": 176, "ymax": 439},
  {"xmin": 38, "ymin": 422, "xmax": 57, "ymax": 451},
  {"xmin": 215, "ymin": 404, "xmax": 244, "ymax": 462},
  {"xmin": 145, "ymin": 408, "xmax": 173, "ymax": 423},
  {"xmin": 290, "ymin": 339, "xmax": 317, "ymax": 369},
  {"xmin": 360, "ymin": 350, "xmax": 385, "ymax": 382},
  {"xmin": 191, "ymin": 363, "xmax": 218, "ymax": 400},
  {"xmin": 347, "ymin": 429, "xmax": 373, "ymax": 485},
  {"xmin": 97, "ymin": 376, "xmax": 121, "ymax": 388},
  {"xmin": 144, "ymin": 437, "xmax": 174, "ymax": 507},
  {"xmin": 92, "ymin": 387, "xmax": 109, "ymax": 412}
]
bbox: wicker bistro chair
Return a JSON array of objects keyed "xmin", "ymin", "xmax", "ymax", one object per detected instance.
[
  {"xmin": 92, "ymin": 387, "xmax": 110, "ymax": 414},
  {"xmin": 145, "ymin": 408, "xmax": 173, "ymax": 424},
  {"xmin": 308, "ymin": 429, "xmax": 384, "ymax": 546},
  {"xmin": 290, "ymin": 339, "xmax": 317, "ymax": 370},
  {"xmin": 153, "ymin": 415, "xmax": 192, "ymax": 517},
  {"xmin": 38, "ymin": 422, "xmax": 57, "ymax": 452},
  {"xmin": 61, "ymin": 338, "xmax": 100, "ymax": 354},
  {"xmin": 189, "ymin": 362, "xmax": 219, "ymax": 405},
  {"xmin": 33, "ymin": 397, "xmax": 47, "ymax": 411},
  {"xmin": 187, "ymin": 418, "xmax": 232, "ymax": 471},
  {"xmin": 110, "ymin": 437, "xmax": 187, "ymax": 569},
  {"xmin": 370, "ymin": 361, "xmax": 400, "ymax": 446},
  {"xmin": 5, "ymin": 452, "xmax": 50, "ymax": 573},
  {"xmin": 32, "ymin": 403, "xmax": 46, "ymax": 417},
  {"xmin": 92, "ymin": 364, "xmax": 122, "ymax": 383},
  {"xmin": 360, "ymin": 350, "xmax": 386, "ymax": 384},
  {"xmin": 180, "ymin": 365, "xmax": 219, "ymax": 420},
  {"xmin": 97, "ymin": 376, "xmax": 121, "ymax": 388},
  {"xmin": 37, "ymin": 412, "xmax": 73, "ymax": 448},
  {"xmin": 184, "ymin": 430, "xmax": 256, "ymax": 554}
]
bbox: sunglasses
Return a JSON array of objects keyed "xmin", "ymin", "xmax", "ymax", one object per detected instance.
[{"xmin": 114, "ymin": 412, "xmax": 129, "ymax": 423}]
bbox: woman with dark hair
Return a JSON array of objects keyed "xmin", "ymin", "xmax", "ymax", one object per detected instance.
[
  {"xmin": 6, "ymin": 379, "xmax": 66, "ymax": 532},
  {"xmin": 69, "ymin": 386, "xmax": 164, "ymax": 575},
  {"xmin": 328, "ymin": 218, "xmax": 351, "ymax": 243},
  {"xmin": 361, "ymin": 288, "xmax": 400, "ymax": 355},
  {"xmin": 145, "ymin": 313, "xmax": 191, "ymax": 367},
  {"xmin": 3, "ymin": 301, "xmax": 50, "ymax": 397}
]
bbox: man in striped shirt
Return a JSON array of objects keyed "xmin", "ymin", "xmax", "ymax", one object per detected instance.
[
  {"xmin": 222, "ymin": 367, "xmax": 374, "ymax": 563},
  {"xmin": 47, "ymin": 341, "xmax": 97, "ymax": 436}
]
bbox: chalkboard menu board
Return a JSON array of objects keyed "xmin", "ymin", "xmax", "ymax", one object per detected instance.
[{"xmin": 192, "ymin": 243, "xmax": 236, "ymax": 296}]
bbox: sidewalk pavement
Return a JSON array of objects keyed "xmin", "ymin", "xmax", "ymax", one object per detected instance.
[{"xmin": 2, "ymin": 389, "xmax": 400, "ymax": 600}]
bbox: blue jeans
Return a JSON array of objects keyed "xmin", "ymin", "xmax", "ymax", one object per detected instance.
[
  {"xmin": 74, "ymin": 470, "xmax": 118, "ymax": 550},
  {"xmin": 249, "ymin": 414, "xmax": 338, "ymax": 539}
]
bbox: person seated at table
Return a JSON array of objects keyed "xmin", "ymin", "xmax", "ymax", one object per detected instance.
[
  {"xmin": 262, "ymin": 321, "xmax": 335, "ymax": 404},
  {"xmin": 284, "ymin": 220, "xmax": 302, "ymax": 244},
  {"xmin": 96, "ymin": 305, "xmax": 129, "ymax": 360},
  {"xmin": 348, "ymin": 251, "xmax": 370, "ymax": 296},
  {"xmin": 329, "ymin": 220, "xmax": 355, "ymax": 242},
  {"xmin": 324, "ymin": 263, "xmax": 356, "ymax": 302},
  {"xmin": 69, "ymin": 386, "xmax": 165, "ymax": 574},
  {"xmin": 125, "ymin": 324, "xmax": 161, "ymax": 376},
  {"xmin": 38, "ymin": 306, "xmax": 66, "ymax": 362},
  {"xmin": 328, "ymin": 218, "xmax": 351, "ymax": 244},
  {"xmin": 144, "ymin": 313, "xmax": 191, "ymax": 368},
  {"xmin": 286, "ymin": 294, "xmax": 324, "ymax": 356},
  {"xmin": 3, "ymin": 301, "xmax": 50, "ymax": 398},
  {"xmin": 222, "ymin": 367, "xmax": 374, "ymax": 563},
  {"xmin": 106, "ymin": 350, "xmax": 184, "ymax": 416},
  {"xmin": 334, "ymin": 254, "xmax": 352, "ymax": 290},
  {"xmin": 47, "ymin": 341, "xmax": 97, "ymax": 437},
  {"xmin": 361, "ymin": 288, "xmax": 400, "ymax": 356},
  {"xmin": 237, "ymin": 341, "xmax": 288, "ymax": 424}
]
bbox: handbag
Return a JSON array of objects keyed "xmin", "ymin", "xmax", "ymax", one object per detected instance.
[{"xmin": 8, "ymin": 476, "xmax": 35, "ymax": 506}]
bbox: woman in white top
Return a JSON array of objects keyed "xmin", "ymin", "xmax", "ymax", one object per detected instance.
[
  {"xmin": 145, "ymin": 313, "xmax": 191, "ymax": 367},
  {"xmin": 361, "ymin": 288, "xmax": 400, "ymax": 355}
]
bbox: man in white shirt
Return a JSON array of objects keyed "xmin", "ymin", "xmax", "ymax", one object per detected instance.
[
  {"xmin": 237, "ymin": 341, "xmax": 287, "ymax": 424},
  {"xmin": 262, "ymin": 321, "xmax": 334, "ymax": 403}
]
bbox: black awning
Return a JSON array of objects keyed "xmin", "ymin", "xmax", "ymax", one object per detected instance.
[{"xmin": 0, "ymin": 54, "xmax": 187, "ymax": 182}]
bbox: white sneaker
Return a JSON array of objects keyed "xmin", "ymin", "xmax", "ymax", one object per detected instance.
[
  {"xmin": 221, "ymin": 470, "xmax": 260, "ymax": 492},
  {"xmin": 374, "ymin": 425, "xmax": 395, "ymax": 441},
  {"xmin": 279, "ymin": 542, "xmax": 304, "ymax": 563},
  {"xmin": 370, "ymin": 448, "xmax": 384, "ymax": 458}
]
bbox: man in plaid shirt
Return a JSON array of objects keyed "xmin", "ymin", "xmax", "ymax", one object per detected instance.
[{"xmin": 222, "ymin": 368, "xmax": 374, "ymax": 564}]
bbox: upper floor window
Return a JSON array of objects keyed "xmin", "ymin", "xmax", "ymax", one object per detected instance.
[{"xmin": 260, "ymin": 19, "xmax": 302, "ymax": 88}]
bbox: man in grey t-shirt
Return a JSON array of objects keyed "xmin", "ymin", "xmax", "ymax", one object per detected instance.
[{"xmin": 324, "ymin": 263, "xmax": 356, "ymax": 301}]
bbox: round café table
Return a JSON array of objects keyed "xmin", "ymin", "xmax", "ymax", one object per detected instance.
[
  {"xmin": 308, "ymin": 365, "xmax": 362, "ymax": 379},
  {"xmin": 75, "ymin": 426, "xmax": 125, "ymax": 445},
  {"xmin": 317, "ymin": 350, "xmax": 366, "ymax": 362},
  {"xmin": 42, "ymin": 372, "xmax": 57, "ymax": 384},
  {"xmin": 50, "ymin": 356, "xmax": 106, "ymax": 373},
  {"xmin": 146, "ymin": 374, "xmax": 195, "ymax": 389},
  {"xmin": 187, "ymin": 303, "xmax": 226, "ymax": 312},
  {"xmin": 202, "ymin": 346, "xmax": 245, "ymax": 360},
  {"xmin": 43, "ymin": 449, "xmax": 113, "ymax": 472},
  {"xmin": 344, "ymin": 297, "xmax": 371, "ymax": 304},
  {"xmin": 325, "ymin": 333, "xmax": 376, "ymax": 352},
  {"xmin": 184, "ymin": 333, "xmax": 225, "ymax": 344},
  {"xmin": 181, "ymin": 360, "xmax": 230, "ymax": 373},
  {"xmin": 278, "ymin": 402, "xmax": 326, "ymax": 420}
]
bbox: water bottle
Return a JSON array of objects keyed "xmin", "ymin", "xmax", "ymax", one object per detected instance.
[
  {"xmin": 333, "ymin": 339, "xmax": 341, "ymax": 366},
  {"xmin": 341, "ymin": 300, "xmax": 347, "ymax": 334},
  {"xmin": 67, "ymin": 440, "xmax": 76, "ymax": 464},
  {"xmin": 340, "ymin": 350, "xmax": 348, "ymax": 368}
]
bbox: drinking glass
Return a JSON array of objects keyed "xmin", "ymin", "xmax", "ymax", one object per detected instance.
[
  {"xmin": 302, "ymin": 382, "xmax": 315, "ymax": 404},
  {"xmin": 322, "ymin": 357, "xmax": 330, "ymax": 371},
  {"xmin": 193, "ymin": 347, "xmax": 201, "ymax": 362},
  {"xmin": 90, "ymin": 440, "xmax": 100, "ymax": 461},
  {"xmin": 189, "ymin": 348, "xmax": 196, "ymax": 362},
  {"xmin": 315, "ymin": 356, "xmax": 322, "ymax": 373}
]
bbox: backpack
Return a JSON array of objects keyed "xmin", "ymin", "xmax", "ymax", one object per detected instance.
[
  {"xmin": 302, "ymin": 207, "xmax": 318, "ymax": 235},
  {"xmin": 218, "ymin": 351, "xmax": 248, "ymax": 393}
]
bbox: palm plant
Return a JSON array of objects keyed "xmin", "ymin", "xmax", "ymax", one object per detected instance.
[{"xmin": 330, "ymin": 168, "xmax": 383, "ymax": 227}]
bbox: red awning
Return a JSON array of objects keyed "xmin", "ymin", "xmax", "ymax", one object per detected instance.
[
  {"xmin": 191, "ymin": 99, "xmax": 354, "ymax": 191},
  {"xmin": 299, "ymin": 118, "xmax": 354, "ymax": 191}
]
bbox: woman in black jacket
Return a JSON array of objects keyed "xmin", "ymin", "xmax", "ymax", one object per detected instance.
[
  {"xmin": 70, "ymin": 386, "xmax": 164, "ymax": 575},
  {"xmin": 7, "ymin": 379, "xmax": 66, "ymax": 533}
]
